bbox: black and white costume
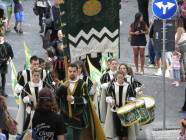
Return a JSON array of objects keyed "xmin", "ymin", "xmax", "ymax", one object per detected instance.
[
  {"xmin": 99, "ymin": 70, "xmax": 116, "ymax": 123},
  {"xmin": 15, "ymin": 69, "xmax": 47, "ymax": 95},
  {"xmin": 100, "ymin": 70, "xmax": 116, "ymax": 84},
  {"xmin": 78, "ymin": 74, "xmax": 96, "ymax": 97},
  {"xmin": 16, "ymin": 80, "xmax": 46, "ymax": 134},
  {"xmin": 104, "ymin": 81, "xmax": 135, "ymax": 138}
]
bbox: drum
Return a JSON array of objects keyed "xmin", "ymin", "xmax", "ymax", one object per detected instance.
[
  {"xmin": 138, "ymin": 96, "xmax": 155, "ymax": 124},
  {"xmin": 135, "ymin": 99, "xmax": 150, "ymax": 125},
  {"xmin": 117, "ymin": 103, "xmax": 140, "ymax": 127}
]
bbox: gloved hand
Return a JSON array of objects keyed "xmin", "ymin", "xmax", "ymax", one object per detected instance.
[
  {"xmin": 106, "ymin": 96, "xmax": 115, "ymax": 105},
  {"xmin": 15, "ymin": 84, "xmax": 23, "ymax": 94},
  {"xmin": 23, "ymin": 96, "xmax": 30, "ymax": 104}
]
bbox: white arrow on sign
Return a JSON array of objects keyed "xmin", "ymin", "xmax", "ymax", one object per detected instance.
[{"xmin": 155, "ymin": 1, "xmax": 175, "ymax": 15}]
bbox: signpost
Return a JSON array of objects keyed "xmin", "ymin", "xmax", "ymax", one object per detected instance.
[{"xmin": 152, "ymin": 0, "xmax": 177, "ymax": 130}]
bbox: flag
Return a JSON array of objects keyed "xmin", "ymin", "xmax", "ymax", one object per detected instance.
[
  {"xmin": 100, "ymin": 54, "xmax": 113, "ymax": 73},
  {"xmin": 100, "ymin": 55, "xmax": 108, "ymax": 73},
  {"xmin": 10, "ymin": 61, "xmax": 20, "ymax": 105},
  {"xmin": 87, "ymin": 56, "xmax": 102, "ymax": 86},
  {"xmin": 23, "ymin": 42, "xmax": 31, "ymax": 69}
]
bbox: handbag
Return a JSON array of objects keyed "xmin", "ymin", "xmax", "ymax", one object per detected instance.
[
  {"xmin": 178, "ymin": 33, "xmax": 186, "ymax": 45},
  {"xmin": 22, "ymin": 111, "xmax": 35, "ymax": 140},
  {"xmin": 3, "ymin": 110, "xmax": 17, "ymax": 135}
]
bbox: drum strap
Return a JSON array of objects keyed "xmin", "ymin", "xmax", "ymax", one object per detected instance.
[{"xmin": 119, "ymin": 86, "xmax": 123, "ymax": 107}]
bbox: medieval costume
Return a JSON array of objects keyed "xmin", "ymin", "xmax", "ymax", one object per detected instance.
[
  {"xmin": 46, "ymin": 30, "xmax": 70, "ymax": 81},
  {"xmin": 16, "ymin": 80, "xmax": 46, "ymax": 135},
  {"xmin": 78, "ymin": 74, "xmax": 96, "ymax": 98},
  {"xmin": 56, "ymin": 78, "xmax": 106, "ymax": 140},
  {"xmin": 100, "ymin": 70, "xmax": 116, "ymax": 84},
  {"xmin": 0, "ymin": 38, "xmax": 14, "ymax": 97},
  {"xmin": 99, "ymin": 70, "xmax": 116, "ymax": 122},
  {"xmin": 51, "ymin": 38, "xmax": 70, "ymax": 81},
  {"xmin": 44, "ymin": 70, "xmax": 63, "ymax": 92},
  {"xmin": 15, "ymin": 69, "xmax": 47, "ymax": 94},
  {"xmin": 125, "ymin": 74, "xmax": 142, "ymax": 93},
  {"xmin": 105, "ymin": 81, "xmax": 137, "ymax": 140},
  {"xmin": 18, "ymin": 69, "xmax": 47, "ymax": 86}
]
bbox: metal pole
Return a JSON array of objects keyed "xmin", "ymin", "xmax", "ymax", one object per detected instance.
[{"xmin": 162, "ymin": 20, "xmax": 166, "ymax": 130}]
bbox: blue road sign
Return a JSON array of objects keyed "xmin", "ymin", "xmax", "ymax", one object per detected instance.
[{"xmin": 152, "ymin": 0, "xmax": 177, "ymax": 20}]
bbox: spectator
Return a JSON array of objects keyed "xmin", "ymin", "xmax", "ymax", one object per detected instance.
[
  {"xmin": 181, "ymin": 88, "xmax": 186, "ymax": 112},
  {"xmin": 180, "ymin": 0, "xmax": 186, "ymax": 31},
  {"xmin": 171, "ymin": 50, "xmax": 181, "ymax": 87},
  {"xmin": 0, "ymin": 9, "xmax": 8, "ymax": 33},
  {"xmin": 137, "ymin": 0, "xmax": 149, "ymax": 27},
  {"xmin": 34, "ymin": 0, "xmax": 51, "ymax": 33},
  {"xmin": 0, "ymin": 33, "xmax": 14, "ymax": 97},
  {"xmin": 179, "ymin": 113, "xmax": 186, "ymax": 139},
  {"xmin": 175, "ymin": 18, "xmax": 186, "ymax": 81},
  {"xmin": 0, "ymin": 96, "xmax": 9, "ymax": 140},
  {"xmin": 13, "ymin": 0, "xmax": 24, "ymax": 34},
  {"xmin": 51, "ymin": 0, "xmax": 66, "ymax": 41},
  {"xmin": 148, "ymin": 19, "xmax": 155, "ymax": 67},
  {"xmin": 129, "ymin": 12, "xmax": 148, "ymax": 75},
  {"xmin": 32, "ymin": 88, "xmax": 66, "ymax": 140}
]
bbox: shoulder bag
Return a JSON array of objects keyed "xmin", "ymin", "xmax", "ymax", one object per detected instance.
[
  {"xmin": 3, "ymin": 110, "xmax": 17, "ymax": 135},
  {"xmin": 22, "ymin": 111, "xmax": 35, "ymax": 140}
]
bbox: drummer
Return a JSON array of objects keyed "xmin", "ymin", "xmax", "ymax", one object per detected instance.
[
  {"xmin": 119, "ymin": 63, "xmax": 143, "ymax": 96},
  {"xmin": 105, "ymin": 70, "xmax": 136, "ymax": 140}
]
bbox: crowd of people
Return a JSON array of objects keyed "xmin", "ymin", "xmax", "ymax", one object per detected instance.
[
  {"xmin": 130, "ymin": 0, "xmax": 186, "ymax": 88},
  {"xmin": 0, "ymin": 51, "xmax": 146, "ymax": 140}
]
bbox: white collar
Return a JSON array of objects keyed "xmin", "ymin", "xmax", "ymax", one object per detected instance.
[
  {"xmin": 125, "ymin": 74, "xmax": 131, "ymax": 78},
  {"xmin": 30, "ymin": 80, "xmax": 42, "ymax": 87},
  {"xmin": 78, "ymin": 74, "xmax": 84, "ymax": 80},
  {"xmin": 108, "ymin": 70, "xmax": 116, "ymax": 75},
  {"xmin": 114, "ymin": 82, "xmax": 128, "ymax": 86},
  {"xmin": 69, "ymin": 78, "xmax": 78, "ymax": 83}
]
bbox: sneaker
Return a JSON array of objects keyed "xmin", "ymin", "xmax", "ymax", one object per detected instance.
[
  {"xmin": 148, "ymin": 64, "xmax": 155, "ymax": 68},
  {"xmin": 14, "ymin": 26, "xmax": 18, "ymax": 33},
  {"xmin": 175, "ymin": 82, "xmax": 180, "ymax": 87},
  {"xmin": 172, "ymin": 81, "xmax": 177, "ymax": 85},
  {"xmin": 165, "ymin": 70, "xmax": 170, "ymax": 78},
  {"xmin": 19, "ymin": 29, "xmax": 23, "ymax": 34},
  {"xmin": 155, "ymin": 68, "xmax": 162, "ymax": 76}
]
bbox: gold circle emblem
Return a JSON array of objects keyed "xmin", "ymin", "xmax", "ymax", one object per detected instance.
[{"xmin": 82, "ymin": 0, "xmax": 102, "ymax": 16}]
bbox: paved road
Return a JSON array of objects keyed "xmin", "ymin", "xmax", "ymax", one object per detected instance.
[{"xmin": 4, "ymin": 0, "xmax": 185, "ymax": 140}]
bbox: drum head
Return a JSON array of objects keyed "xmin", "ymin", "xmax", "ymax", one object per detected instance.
[
  {"xmin": 139, "ymin": 96, "xmax": 155, "ymax": 108},
  {"xmin": 135, "ymin": 99, "xmax": 145, "ymax": 107},
  {"xmin": 117, "ymin": 103, "xmax": 136, "ymax": 115}
]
